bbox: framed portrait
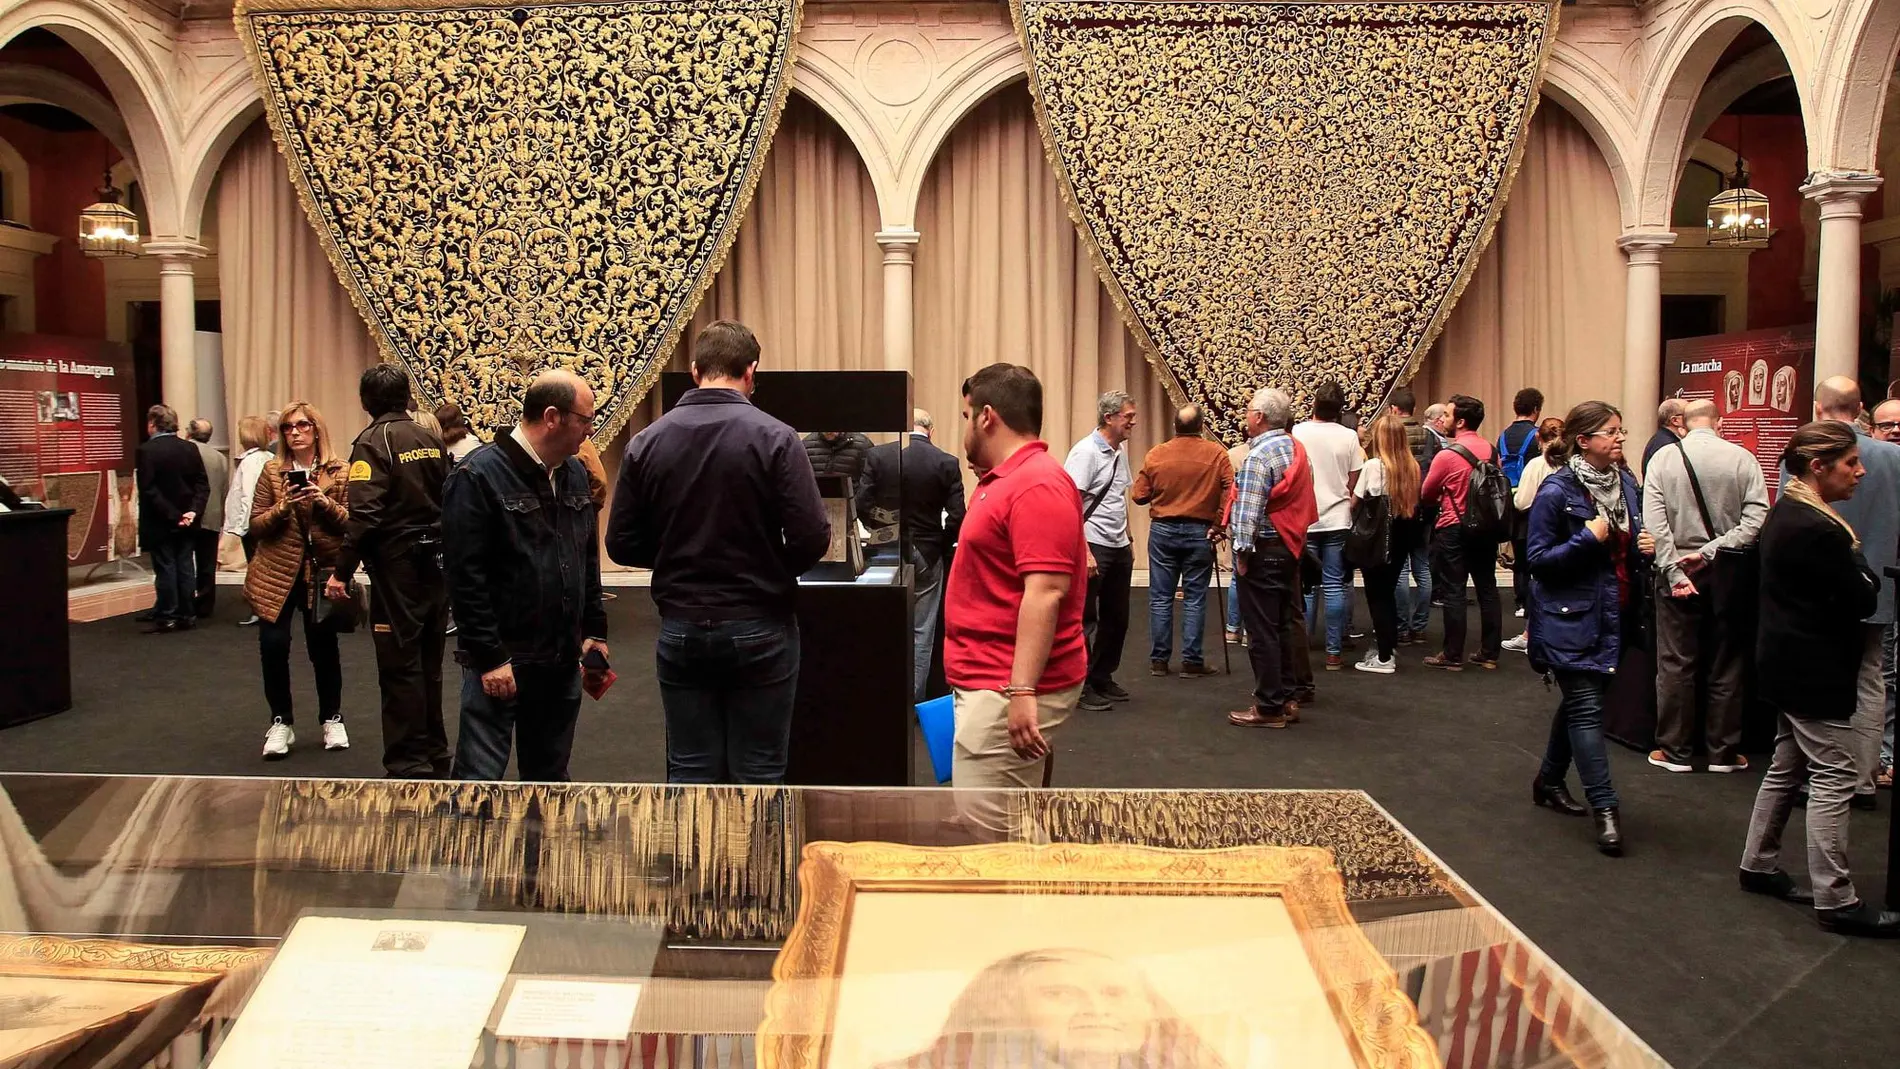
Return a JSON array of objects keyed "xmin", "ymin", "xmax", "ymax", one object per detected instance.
[
  {"xmin": 0, "ymin": 935, "xmax": 270, "ymax": 1069},
  {"xmin": 761, "ymin": 842, "xmax": 1437, "ymax": 1069}
]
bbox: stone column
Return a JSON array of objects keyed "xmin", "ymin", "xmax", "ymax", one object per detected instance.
[
  {"xmin": 876, "ymin": 228, "xmax": 919, "ymax": 373},
  {"xmin": 1617, "ymin": 231, "xmax": 1675, "ymax": 449},
  {"xmin": 145, "ymin": 239, "xmax": 208, "ymax": 413},
  {"xmin": 1801, "ymin": 172, "xmax": 1882, "ymax": 386}
]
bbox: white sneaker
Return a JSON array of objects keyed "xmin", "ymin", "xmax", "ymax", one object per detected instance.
[
  {"xmin": 1353, "ymin": 650, "xmax": 1396, "ymax": 675},
  {"xmin": 1515, "ymin": 607, "xmax": 1526, "ymax": 618},
  {"xmin": 262, "ymin": 719, "xmax": 294, "ymax": 760},
  {"xmin": 322, "ymin": 719, "xmax": 350, "ymax": 751},
  {"xmin": 1502, "ymin": 633, "xmax": 1530, "ymax": 653}
]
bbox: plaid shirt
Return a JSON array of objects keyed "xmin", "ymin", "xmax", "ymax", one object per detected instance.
[{"xmin": 1230, "ymin": 429, "xmax": 1296, "ymax": 550}]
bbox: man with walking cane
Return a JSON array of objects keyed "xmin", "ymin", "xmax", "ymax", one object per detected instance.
[{"xmin": 1131, "ymin": 404, "xmax": 1235, "ymax": 678}]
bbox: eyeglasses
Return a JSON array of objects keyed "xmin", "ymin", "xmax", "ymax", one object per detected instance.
[
  {"xmin": 1877, "ymin": 421, "xmax": 1900, "ymax": 433},
  {"xmin": 558, "ymin": 407, "xmax": 597, "ymax": 428},
  {"xmin": 1583, "ymin": 429, "xmax": 1628, "ymax": 440},
  {"xmin": 280, "ymin": 419, "xmax": 315, "ymax": 434}
]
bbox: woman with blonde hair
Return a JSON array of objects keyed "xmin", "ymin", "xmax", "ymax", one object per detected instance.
[
  {"xmin": 222, "ymin": 415, "xmax": 276, "ymax": 626},
  {"xmin": 245, "ymin": 401, "xmax": 352, "ymax": 759},
  {"xmin": 1349, "ymin": 413, "xmax": 1422, "ymax": 674}
]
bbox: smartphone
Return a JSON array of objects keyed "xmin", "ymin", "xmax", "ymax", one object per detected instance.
[{"xmin": 285, "ymin": 468, "xmax": 310, "ymax": 488}]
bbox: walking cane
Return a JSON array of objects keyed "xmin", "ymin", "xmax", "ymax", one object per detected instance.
[{"xmin": 1211, "ymin": 537, "xmax": 1232, "ymax": 676}]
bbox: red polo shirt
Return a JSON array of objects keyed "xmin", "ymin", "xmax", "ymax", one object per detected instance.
[{"xmin": 945, "ymin": 441, "xmax": 1089, "ymax": 692}]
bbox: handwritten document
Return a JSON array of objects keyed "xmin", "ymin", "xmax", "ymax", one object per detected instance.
[{"xmin": 211, "ymin": 917, "xmax": 525, "ymax": 1069}]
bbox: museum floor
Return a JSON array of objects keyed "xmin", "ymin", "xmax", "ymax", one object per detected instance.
[{"xmin": 8, "ymin": 590, "xmax": 1898, "ymax": 1068}]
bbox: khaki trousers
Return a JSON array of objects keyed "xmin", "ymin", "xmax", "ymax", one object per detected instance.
[{"xmin": 951, "ymin": 685, "xmax": 1081, "ymax": 840}]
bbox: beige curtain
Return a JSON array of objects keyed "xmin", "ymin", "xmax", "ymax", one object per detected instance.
[
  {"xmin": 913, "ymin": 84, "xmax": 1172, "ymax": 552},
  {"xmin": 1411, "ymin": 102, "xmax": 1627, "ymax": 425},
  {"xmin": 217, "ymin": 120, "xmax": 381, "ymax": 447}
]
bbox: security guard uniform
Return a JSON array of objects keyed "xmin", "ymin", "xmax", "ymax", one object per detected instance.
[{"xmin": 333, "ymin": 411, "xmax": 451, "ymax": 777}]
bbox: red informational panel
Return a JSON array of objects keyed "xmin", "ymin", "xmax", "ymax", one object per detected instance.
[
  {"xmin": 0, "ymin": 333, "xmax": 139, "ymax": 565},
  {"xmin": 1661, "ymin": 325, "xmax": 1814, "ymax": 502}
]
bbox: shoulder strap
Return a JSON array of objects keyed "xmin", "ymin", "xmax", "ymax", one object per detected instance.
[
  {"xmin": 1448, "ymin": 443, "xmax": 1482, "ymax": 469},
  {"xmin": 1079, "ymin": 450, "xmax": 1119, "ymax": 522},
  {"xmin": 1671, "ymin": 437, "xmax": 1718, "ymax": 538}
]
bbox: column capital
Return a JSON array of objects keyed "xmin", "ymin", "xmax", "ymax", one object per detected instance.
[
  {"xmin": 876, "ymin": 227, "xmax": 919, "ymax": 266},
  {"xmin": 1800, "ymin": 172, "xmax": 1881, "ymax": 218},
  {"xmin": 1616, "ymin": 230, "xmax": 1675, "ymax": 264},
  {"xmin": 142, "ymin": 238, "xmax": 209, "ymax": 263}
]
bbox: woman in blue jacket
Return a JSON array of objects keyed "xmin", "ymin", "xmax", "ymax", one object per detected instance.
[{"xmin": 1526, "ymin": 401, "xmax": 1654, "ymax": 856}]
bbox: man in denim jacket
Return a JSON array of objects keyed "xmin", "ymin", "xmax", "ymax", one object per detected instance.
[{"xmin": 444, "ymin": 369, "xmax": 608, "ymax": 781}]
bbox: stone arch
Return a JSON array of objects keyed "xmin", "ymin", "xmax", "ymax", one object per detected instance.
[
  {"xmin": 1542, "ymin": 42, "xmax": 1642, "ymax": 229},
  {"xmin": 1635, "ymin": 3, "xmax": 1815, "ymax": 230},
  {"xmin": 0, "ymin": 0, "xmax": 182, "ymax": 236},
  {"xmin": 0, "ymin": 130, "xmax": 30, "ymax": 224},
  {"xmin": 173, "ymin": 65, "xmax": 263, "ymax": 243},
  {"xmin": 1815, "ymin": 0, "xmax": 1900, "ymax": 172},
  {"xmin": 790, "ymin": 45, "xmax": 899, "ymax": 226},
  {"xmin": 0, "ymin": 63, "xmax": 131, "ymax": 162},
  {"xmin": 894, "ymin": 35, "xmax": 1026, "ymax": 228}
]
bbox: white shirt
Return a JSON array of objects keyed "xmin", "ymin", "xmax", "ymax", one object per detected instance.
[
  {"xmin": 1291, "ymin": 420, "xmax": 1363, "ymax": 532},
  {"xmin": 223, "ymin": 447, "xmax": 272, "ymax": 536},
  {"xmin": 1063, "ymin": 430, "xmax": 1132, "ymax": 548},
  {"xmin": 447, "ymin": 435, "xmax": 480, "ymax": 461},
  {"xmin": 510, "ymin": 425, "xmax": 559, "ymax": 489},
  {"xmin": 1354, "ymin": 457, "xmax": 1386, "ymax": 500}
]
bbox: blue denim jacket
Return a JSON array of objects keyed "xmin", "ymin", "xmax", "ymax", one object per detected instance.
[
  {"xmin": 444, "ymin": 429, "xmax": 607, "ymax": 673},
  {"xmin": 1526, "ymin": 464, "xmax": 1644, "ymax": 674}
]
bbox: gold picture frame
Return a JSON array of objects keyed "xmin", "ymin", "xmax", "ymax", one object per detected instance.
[
  {"xmin": 0, "ymin": 936, "xmax": 271, "ymax": 1069},
  {"xmin": 761, "ymin": 842, "xmax": 1438, "ymax": 1069}
]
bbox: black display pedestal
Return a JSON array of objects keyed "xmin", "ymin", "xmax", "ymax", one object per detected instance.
[
  {"xmin": 790, "ymin": 572, "xmax": 915, "ymax": 785},
  {"xmin": 0, "ymin": 508, "xmax": 73, "ymax": 728}
]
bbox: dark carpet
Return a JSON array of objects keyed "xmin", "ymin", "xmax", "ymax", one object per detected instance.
[{"xmin": 6, "ymin": 588, "xmax": 1897, "ymax": 1069}]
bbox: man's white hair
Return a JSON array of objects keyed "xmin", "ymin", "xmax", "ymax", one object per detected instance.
[{"xmin": 1248, "ymin": 388, "xmax": 1292, "ymax": 430}]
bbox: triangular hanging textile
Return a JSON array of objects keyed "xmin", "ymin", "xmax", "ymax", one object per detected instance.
[
  {"xmin": 1013, "ymin": 0, "xmax": 1560, "ymax": 444},
  {"xmin": 235, "ymin": 0, "xmax": 804, "ymax": 443}
]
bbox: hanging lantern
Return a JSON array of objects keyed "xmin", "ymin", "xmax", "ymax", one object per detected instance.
[
  {"xmin": 77, "ymin": 171, "xmax": 140, "ymax": 258},
  {"xmin": 1707, "ymin": 158, "xmax": 1770, "ymax": 248}
]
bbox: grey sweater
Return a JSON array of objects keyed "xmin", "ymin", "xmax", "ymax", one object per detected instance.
[{"xmin": 1641, "ymin": 428, "xmax": 1768, "ymax": 588}]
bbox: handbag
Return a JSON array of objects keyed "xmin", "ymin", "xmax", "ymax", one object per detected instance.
[
  {"xmin": 1345, "ymin": 492, "xmax": 1392, "ymax": 568},
  {"xmin": 1670, "ymin": 438, "xmax": 1760, "ymax": 614}
]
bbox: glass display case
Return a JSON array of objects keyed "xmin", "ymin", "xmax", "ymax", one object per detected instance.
[{"xmin": 0, "ymin": 775, "xmax": 1670, "ymax": 1069}]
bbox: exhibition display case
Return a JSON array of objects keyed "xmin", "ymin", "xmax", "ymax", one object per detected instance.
[{"xmin": 0, "ymin": 775, "xmax": 1668, "ymax": 1069}]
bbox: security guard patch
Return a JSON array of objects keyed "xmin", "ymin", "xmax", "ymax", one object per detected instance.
[
  {"xmin": 396, "ymin": 447, "xmax": 444, "ymax": 463},
  {"xmin": 349, "ymin": 460, "xmax": 373, "ymax": 481}
]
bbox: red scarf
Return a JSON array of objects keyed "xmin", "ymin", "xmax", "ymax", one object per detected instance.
[{"xmin": 1265, "ymin": 437, "xmax": 1317, "ymax": 559}]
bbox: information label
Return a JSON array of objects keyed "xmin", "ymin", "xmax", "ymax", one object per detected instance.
[{"xmin": 1661, "ymin": 325, "xmax": 1814, "ymax": 501}]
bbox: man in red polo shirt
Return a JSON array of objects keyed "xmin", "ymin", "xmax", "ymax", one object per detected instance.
[{"xmin": 945, "ymin": 363, "xmax": 1088, "ymax": 838}]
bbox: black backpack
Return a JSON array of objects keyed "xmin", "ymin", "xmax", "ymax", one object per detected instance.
[{"xmin": 1446, "ymin": 444, "xmax": 1514, "ymax": 541}]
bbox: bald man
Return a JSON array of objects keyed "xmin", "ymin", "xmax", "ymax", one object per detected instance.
[
  {"xmin": 1642, "ymin": 398, "xmax": 1767, "ymax": 773},
  {"xmin": 1872, "ymin": 399, "xmax": 1900, "ymax": 443},
  {"xmin": 1807, "ymin": 378, "xmax": 1900, "ymax": 803},
  {"xmin": 1131, "ymin": 403, "xmax": 1235, "ymax": 675},
  {"xmin": 1643, "ymin": 397, "xmax": 1690, "ymax": 472},
  {"xmin": 444, "ymin": 368, "xmax": 609, "ymax": 782}
]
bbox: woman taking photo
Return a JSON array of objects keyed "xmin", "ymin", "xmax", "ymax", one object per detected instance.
[
  {"xmin": 1525, "ymin": 401, "xmax": 1653, "ymax": 856},
  {"xmin": 1738, "ymin": 422, "xmax": 1899, "ymax": 936},
  {"xmin": 1350, "ymin": 413, "xmax": 1422, "ymax": 674},
  {"xmin": 244, "ymin": 401, "xmax": 351, "ymax": 760}
]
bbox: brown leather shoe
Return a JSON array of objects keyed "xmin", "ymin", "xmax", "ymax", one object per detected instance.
[
  {"xmin": 1228, "ymin": 708, "xmax": 1292, "ymax": 729},
  {"xmin": 1325, "ymin": 653, "xmax": 1344, "ymax": 671},
  {"xmin": 1422, "ymin": 653, "xmax": 1463, "ymax": 672},
  {"xmin": 1178, "ymin": 662, "xmax": 1220, "ymax": 677}
]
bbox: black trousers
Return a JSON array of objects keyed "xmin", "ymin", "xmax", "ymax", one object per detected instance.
[
  {"xmin": 1238, "ymin": 539, "xmax": 1299, "ymax": 714},
  {"xmin": 259, "ymin": 575, "xmax": 342, "ymax": 724},
  {"xmin": 369, "ymin": 552, "xmax": 451, "ymax": 778},
  {"xmin": 1432, "ymin": 526, "xmax": 1501, "ymax": 662},
  {"xmin": 1654, "ymin": 584, "xmax": 1746, "ymax": 766},
  {"xmin": 1083, "ymin": 541, "xmax": 1134, "ymax": 688},
  {"xmin": 192, "ymin": 528, "xmax": 220, "ymax": 617},
  {"xmin": 1362, "ymin": 558, "xmax": 1405, "ymax": 660},
  {"xmin": 1511, "ymin": 529, "xmax": 1531, "ymax": 611}
]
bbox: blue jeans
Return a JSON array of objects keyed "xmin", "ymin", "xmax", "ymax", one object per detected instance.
[
  {"xmin": 149, "ymin": 529, "xmax": 196, "ymax": 624},
  {"xmin": 1395, "ymin": 543, "xmax": 1433, "ymax": 635},
  {"xmin": 1302, "ymin": 529, "xmax": 1350, "ymax": 655},
  {"xmin": 1227, "ymin": 569, "xmax": 1242, "ymax": 633},
  {"xmin": 453, "ymin": 663, "xmax": 583, "ymax": 781},
  {"xmin": 1539, "ymin": 669, "xmax": 1620, "ymax": 809},
  {"xmin": 1148, "ymin": 520, "xmax": 1214, "ymax": 666},
  {"xmin": 657, "ymin": 618, "xmax": 800, "ymax": 784}
]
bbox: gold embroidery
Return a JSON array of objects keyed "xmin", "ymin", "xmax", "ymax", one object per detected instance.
[
  {"xmin": 1012, "ymin": 0, "xmax": 1558, "ymax": 444},
  {"xmin": 233, "ymin": 0, "xmax": 803, "ymax": 446}
]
